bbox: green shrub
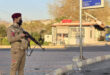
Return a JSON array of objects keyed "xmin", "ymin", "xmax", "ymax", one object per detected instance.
[
  {"xmin": 30, "ymin": 41, "xmax": 50, "ymax": 46},
  {"xmin": 30, "ymin": 41, "xmax": 36, "ymax": 45},
  {"xmin": 43, "ymin": 42, "xmax": 50, "ymax": 46},
  {"xmin": 0, "ymin": 25, "xmax": 7, "ymax": 37},
  {"xmin": 0, "ymin": 38, "xmax": 10, "ymax": 45}
]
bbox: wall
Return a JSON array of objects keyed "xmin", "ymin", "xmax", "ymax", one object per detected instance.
[{"xmin": 52, "ymin": 25, "xmax": 105, "ymax": 45}]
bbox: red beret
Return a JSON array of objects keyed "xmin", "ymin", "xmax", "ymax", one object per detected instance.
[{"xmin": 12, "ymin": 13, "xmax": 22, "ymax": 19}]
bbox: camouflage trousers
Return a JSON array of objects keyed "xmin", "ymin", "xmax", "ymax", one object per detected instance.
[{"xmin": 10, "ymin": 49, "xmax": 26, "ymax": 75}]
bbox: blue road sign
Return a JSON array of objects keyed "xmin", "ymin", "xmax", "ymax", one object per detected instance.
[{"xmin": 82, "ymin": 0, "xmax": 104, "ymax": 9}]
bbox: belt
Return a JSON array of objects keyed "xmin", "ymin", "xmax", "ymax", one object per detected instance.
[{"xmin": 10, "ymin": 40, "xmax": 22, "ymax": 44}]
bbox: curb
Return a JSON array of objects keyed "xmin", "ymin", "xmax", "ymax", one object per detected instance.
[
  {"xmin": 0, "ymin": 46, "xmax": 65, "ymax": 49},
  {"xmin": 46, "ymin": 54, "xmax": 110, "ymax": 75},
  {"xmin": 0, "ymin": 42, "xmax": 110, "ymax": 49}
]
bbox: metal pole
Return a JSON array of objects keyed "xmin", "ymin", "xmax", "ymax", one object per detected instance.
[{"xmin": 79, "ymin": 0, "xmax": 83, "ymax": 60}]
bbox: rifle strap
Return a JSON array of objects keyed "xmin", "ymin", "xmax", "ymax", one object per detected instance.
[{"xmin": 26, "ymin": 46, "xmax": 36, "ymax": 56}]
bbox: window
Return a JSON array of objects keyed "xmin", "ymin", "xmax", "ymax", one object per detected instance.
[
  {"xmin": 63, "ymin": 34, "xmax": 68, "ymax": 38},
  {"xmin": 72, "ymin": 28, "xmax": 77, "ymax": 32},
  {"xmin": 70, "ymin": 28, "xmax": 77, "ymax": 37},
  {"xmin": 57, "ymin": 34, "xmax": 61, "ymax": 37},
  {"xmin": 77, "ymin": 28, "xmax": 85, "ymax": 38},
  {"xmin": 70, "ymin": 27, "xmax": 85, "ymax": 38}
]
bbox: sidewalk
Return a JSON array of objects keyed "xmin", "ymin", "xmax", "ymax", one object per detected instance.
[
  {"xmin": 46, "ymin": 54, "xmax": 110, "ymax": 75},
  {"xmin": 0, "ymin": 41, "xmax": 110, "ymax": 49},
  {"xmin": 0, "ymin": 45, "xmax": 65, "ymax": 49}
]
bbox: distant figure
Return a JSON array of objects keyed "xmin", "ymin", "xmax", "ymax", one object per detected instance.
[{"xmin": 7, "ymin": 13, "xmax": 30, "ymax": 75}]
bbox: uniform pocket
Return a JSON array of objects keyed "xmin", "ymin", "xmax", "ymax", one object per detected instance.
[{"xmin": 20, "ymin": 39, "xmax": 28, "ymax": 50}]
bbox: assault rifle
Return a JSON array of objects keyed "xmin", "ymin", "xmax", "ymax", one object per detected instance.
[{"xmin": 23, "ymin": 31, "xmax": 45, "ymax": 56}]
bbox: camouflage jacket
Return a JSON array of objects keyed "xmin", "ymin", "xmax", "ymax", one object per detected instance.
[{"xmin": 7, "ymin": 23, "xmax": 29, "ymax": 50}]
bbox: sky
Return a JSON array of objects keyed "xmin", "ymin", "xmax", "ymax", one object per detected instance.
[
  {"xmin": 0, "ymin": 0, "xmax": 54, "ymax": 22},
  {"xmin": 0, "ymin": 0, "xmax": 110, "ymax": 22}
]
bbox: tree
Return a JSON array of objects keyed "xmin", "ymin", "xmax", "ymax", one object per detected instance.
[
  {"xmin": 48, "ymin": 0, "xmax": 110, "ymax": 24},
  {"xmin": 49, "ymin": 0, "xmax": 79, "ymax": 21},
  {"xmin": 22, "ymin": 21, "xmax": 45, "ymax": 33},
  {"xmin": 0, "ymin": 25, "xmax": 7, "ymax": 37},
  {"xmin": 85, "ymin": 1, "xmax": 110, "ymax": 23}
]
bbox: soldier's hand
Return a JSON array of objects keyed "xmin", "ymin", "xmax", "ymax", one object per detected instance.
[
  {"xmin": 28, "ymin": 38, "xmax": 31, "ymax": 42},
  {"xmin": 20, "ymin": 33, "xmax": 25, "ymax": 37}
]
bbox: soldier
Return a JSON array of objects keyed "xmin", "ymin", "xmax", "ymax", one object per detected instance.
[{"xmin": 7, "ymin": 13, "xmax": 30, "ymax": 75}]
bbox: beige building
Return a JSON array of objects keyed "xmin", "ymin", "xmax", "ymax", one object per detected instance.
[{"xmin": 52, "ymin": 21, "xmax": 105, "ymax": 45}]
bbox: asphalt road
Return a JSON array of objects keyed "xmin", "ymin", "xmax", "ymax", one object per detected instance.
[{"xmin": 0, "ymin": 45, "xmax": 110, "ymax": 75}]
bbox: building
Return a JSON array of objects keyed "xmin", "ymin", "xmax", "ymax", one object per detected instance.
[
  {"xmin": 44, "ymin": 35, "xmax": 52, "ymax": 42},
  {"xmin": 52, "ymin": 20, "xmax": 105, "ymax": 45}
]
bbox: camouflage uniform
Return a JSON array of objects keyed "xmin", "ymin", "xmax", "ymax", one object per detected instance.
[{"xmin": 7, "ymin": 23, "xmax": 29, "ymax": 75}]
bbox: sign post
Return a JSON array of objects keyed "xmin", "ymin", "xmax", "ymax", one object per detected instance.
[
  {"xmin": 79, "ymin": 0, "xmax": 84, "ymax": 60},
  {"xmin": 79, "ymin": 0, "xmax": 104, "ymax": 60}
]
